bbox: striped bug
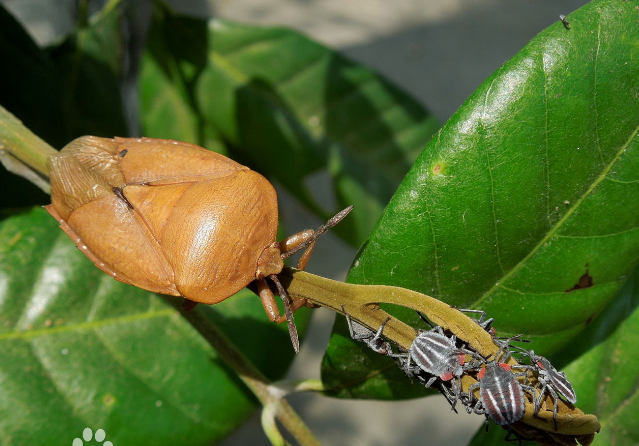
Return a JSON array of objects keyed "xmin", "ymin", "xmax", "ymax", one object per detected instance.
[
  {"xmin": 391, "ymin": 315, "xmax": 484, "ymax": 411},
  {"xmin": 342, "ymin": 306, "xmax": 393, "ymax": 356},
  {"xmin": 513, "ymin": 347, "xmax": 577, "ymax": 430},
  {"xmin": 342, "ymin": 309, "xmax": 471, "ymax": 411},
  {"xmin": 466, "ymin": 336, "xmax": 536, "ymax": 426}
]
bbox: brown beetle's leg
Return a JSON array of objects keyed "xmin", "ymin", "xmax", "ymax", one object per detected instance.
[
  {"xmin": 182, "ymin": 298, "xmax": 198, "ymax": 312},
  {"xmin": 257, "ymin": 278, "xmax": 281, "ymax": 322},
  {"xmin": 280, "ymin": 230, "xmax": 316, "ymax": 270},
  {"xmin": 258, "ymin": 275, "xmax": 303, "ymax": 353},
  {"xmin": 257, "ymin": 279, "xmax": 307, "ymax": 323}
]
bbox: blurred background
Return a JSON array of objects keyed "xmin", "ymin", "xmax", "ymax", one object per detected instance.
[{"xmin": 0, "ymin": 0, "xmax": 591, "ymax": 444}]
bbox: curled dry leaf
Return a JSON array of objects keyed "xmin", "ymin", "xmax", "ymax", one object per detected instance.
[{"xmin": 280, "ymin": 268, "xmax": 600, "ymax": 445}]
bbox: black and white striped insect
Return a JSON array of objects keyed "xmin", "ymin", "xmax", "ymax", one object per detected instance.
[
  {"xmin": 342, "ymin": 306, "xmax": 394, "ymax": 356},
  {"xmin": 513, "ymin": 347, "xmax": 577, "ymax": 430},
  {"xmin": 342, "ymin": 310, "xmax": 472, "ymax": 411},
  {"xmin": 466, "ymin": 337, "xmax": 536, "ymax": 426},
  {"xmin": 392, "ymin": 319, "xmax": 483, "ymax": 410}
]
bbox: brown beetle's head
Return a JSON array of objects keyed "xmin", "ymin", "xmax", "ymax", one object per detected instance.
[{"xmin": 256, "ymin": 242, "xmax": 284, "ymax": 280}]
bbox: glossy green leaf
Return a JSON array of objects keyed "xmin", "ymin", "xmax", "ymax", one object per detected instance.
[
  {"xmin": 139, "ymin": 4, "xmax": 227, "ymax": 155},
  {"xmin": 45, "ymin": 0, "xmax": 127, "ymax": 139},
  {"xmin": 558, "ymin": 269, "xmax": 639, "ymax": 445},
  {"xmin": 323, "ymin": 0, "xmax": 639, "ymax": 399},
  {"xmin": 139, "ymin": 2, "xmax": 440, "ymax": 246},
  {"xmin": 0, "ymin": 207, "xmax": 306, "ymax": 446}
]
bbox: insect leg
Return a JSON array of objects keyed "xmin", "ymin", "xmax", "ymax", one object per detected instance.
[{"xmin": 181, "ymin": 298, "xmax": 198, "ymax": 312}]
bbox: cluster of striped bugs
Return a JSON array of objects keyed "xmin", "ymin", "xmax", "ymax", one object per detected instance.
[{"xmin": 343, "ymin": 308, "xmax": 577, "ymax": 445}]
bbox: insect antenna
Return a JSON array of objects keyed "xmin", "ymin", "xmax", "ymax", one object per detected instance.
[
  {"xmin": 281, "ymin": 206, "xmax": 353, "ymax": 260},
  {"xmin": 270, "ymin": 274, "xmax": 300, "ymax": 353}
]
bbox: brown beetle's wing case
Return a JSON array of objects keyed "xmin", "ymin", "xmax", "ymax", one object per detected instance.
[
  {"xmin": 47, "ymin": 137, "xmax": 180, "ymax": 295},
  {"xmin": 114, "ymin": 137, "xmax": 279, "ymax": 302},
  {"xmin": 47, "ymin": 136, "xmax": 279, "ymax": 304},
  {"xmin": 125, "ymin": 170, "xmax": 279, "ymax": 304},
  {"xmin": 113, "ymin": 137, "xmax": 246, "ymax": 185}
]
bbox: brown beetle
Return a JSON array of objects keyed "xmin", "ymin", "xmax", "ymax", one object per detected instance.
[{"xmin": 46, "ymin": 136, "xmax": 351, "ymax": 352}]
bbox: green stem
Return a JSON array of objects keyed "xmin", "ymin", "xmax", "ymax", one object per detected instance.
[
  {"xmin": 0, "ymin": 104, "xmax": 57, "ymax": 178},
  {"xmin": 279, "ymin": 267, "xmax": 497, "ymax": 355},
  {"xmin": 165, "ymin": 298, "xmax": 322, "ymax": 446},
  {"xmin": 279, "ymin": 268, "xmax": 603, "ymax": 439}
]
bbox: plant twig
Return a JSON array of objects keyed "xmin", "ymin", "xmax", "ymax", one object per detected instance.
[
  {"xmin": 165, "ymin": 298, "xmax": 322, "ymax": 446},
  {"xmin": 278, "ymin": 267, "xmax": 601, "ymax": 441},
  {"xmin": 0, "ymin": 105, "xmax": 57, "ymax": 192}
]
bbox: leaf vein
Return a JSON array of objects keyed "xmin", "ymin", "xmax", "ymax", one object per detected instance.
[
  {"xmin": 216, "ymin": 33, "xmax": 290, "ymax": 61},
  {"xmin": 0, "ymin": 308, "xmax": 175, "ymax": 341},
  {"xmin": 276, "ymin": 51, "xmax": 328, "ymax": 88},
  {"xmin": 473, "ymin": 122, "xmax": 639, "ymax": 307},
  {"xmin": 594, "ymin": 22, "xmax": 605, "ymax": 166},
  {"xmin": 556, "ymin": 225, "xmax": 639, "ymax": 239},
  {"xmin": 92, "ymin": 323, "xmax": 209, "ymax": 425}
]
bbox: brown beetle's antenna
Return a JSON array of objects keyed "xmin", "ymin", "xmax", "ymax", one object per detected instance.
[
  {"xmin": 270, "ymin": 274, "xmax": 300, "ymax": 353},
  {"xmin": 281, "ymin": 205, "xmax": 353, "ymax": 260}
]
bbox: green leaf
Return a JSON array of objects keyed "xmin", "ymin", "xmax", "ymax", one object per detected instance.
[
  {"xmin": 469, "ymin": 264, "xmax": 639, "ymax": 446},
  {"xmin": 46, "ymin": 0, "xmax": 128, "ymax": 139},
  {"xmin": 323, "ymin": 0, "xmax": 639, "ymax": 399},
  {"xmin": 0, "ymin": 0, "xmax": 127, "ymax": 144},
  {"xmin": 139, "ymin": 2, "xmax": 439, "ymax": 246},
  {"xmin": 0, "ymin": 207, "xmax": 307, "ymax": 445},
  {"xmin": 559, "ymin": 269, "xmax": 639, "ymax": 445},
  {"xmin": 139, "ymin": 4, "xmax": 227, "ymax": 155}
]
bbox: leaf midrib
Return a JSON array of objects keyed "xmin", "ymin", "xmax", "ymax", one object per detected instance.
[
  {"xmin": 473, "ymin": 121, "xmax": 639, "ymax": 308},
  {"xmin": 0, "ymin": 308, "xmax": 175, "ymax": 341}
]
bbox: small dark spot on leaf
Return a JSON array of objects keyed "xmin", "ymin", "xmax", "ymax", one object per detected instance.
[
  {"xmin": 566, "ymin": 268, "xmax": 593, "ymax": 292},
  {"xmin": 119, "ymin": 149, "xmax": 128, "ymax": 157},
  {"xmin": 585, "ymin": 316, "xmax": 593, "ymax": 326},
  {"xmin": 433, "ymin": 164, "xmax": 442, "ymax": 174}
]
